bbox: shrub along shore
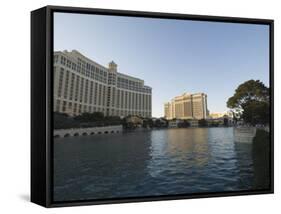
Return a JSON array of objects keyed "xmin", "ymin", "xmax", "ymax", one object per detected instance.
[{"xmin": 252, "ymin": 129, "xmax": 270, "ymax": 190}]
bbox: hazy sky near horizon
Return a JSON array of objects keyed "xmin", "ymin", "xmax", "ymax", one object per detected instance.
[{"xmin": 54, "ymin": 12, "xmax": 269, "ymax": 117}]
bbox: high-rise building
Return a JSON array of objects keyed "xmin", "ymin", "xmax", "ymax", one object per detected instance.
[
  {"xmin": 53, "ymin": 50, "xmax": 152, "ymax": 118},
  {"xmin": 164, "ymin": 93, "xmax": 208, "ymax": 120}
]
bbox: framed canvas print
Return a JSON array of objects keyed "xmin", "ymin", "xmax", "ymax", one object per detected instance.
[{"xmin": 31, "ymin": 5, "xmax": 274, "ymax": 207}]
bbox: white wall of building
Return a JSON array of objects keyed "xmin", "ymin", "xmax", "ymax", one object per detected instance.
[{"xmin": 54, "ymin": 50, "xmax": 152, "ymax": 118}]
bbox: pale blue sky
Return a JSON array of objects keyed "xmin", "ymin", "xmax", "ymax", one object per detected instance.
[{"xmin": 54, "ymin": 12, "xmax": 269, "ymax": 117}]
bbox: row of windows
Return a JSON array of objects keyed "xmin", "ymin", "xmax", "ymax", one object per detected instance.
[
  {"xmin": 55, "ymin": 67, "xmax": 107, "ymax": 106},
  {"xmin": 54, "ymin": 53, "xmax": 152, "ymax": 93},
  {"xmin": 55, "ymin": 99, "xmax": 151, "ymax": 117},
  {"xmin": 117, "ymin": 77, "xmax": 151, "ymax": 93},
  {"xmin": 117, "ymin": 82, "xmax": 151, "ymax": 93},
  {"xmin": 55, "ymin": 54, "xmax": 108, "ymax": 83},
  {"xmin": 115, "ymin": 89, "xmax": 151, "ymax": 111},
  {"xmin": 165, "ymin": 100, "xmax": 206, "ymax": 119},
  {"xmin": 55, "ymin": 99, "xmax": 107, "ymax": 115},
  {"xmin": 54, "ymin": 67, "xmax": 152, "ymax": 112}
]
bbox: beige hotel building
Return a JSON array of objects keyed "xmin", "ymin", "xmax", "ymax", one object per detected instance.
[
  {"xmin": 164, "ymin": 93, "xmax": 208, "ymax": 120},
  {"xmin": 53, "ymin": 50, "xmax": 152, "ymax": 118}
]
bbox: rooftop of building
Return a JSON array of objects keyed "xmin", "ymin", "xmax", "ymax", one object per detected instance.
[{"xmin": 54, "ymin": 50, "xmax": 152, "ymax": 89}]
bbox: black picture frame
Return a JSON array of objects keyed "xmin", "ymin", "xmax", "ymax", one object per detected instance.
[{"xmin": 31, "ymin": 5, "xmax": 274, "ymax": 208}]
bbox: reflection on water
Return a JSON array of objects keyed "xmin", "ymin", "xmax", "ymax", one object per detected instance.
[{"xmin": 53, "ymin": 127, "xmax": 265, "ymax": 201}]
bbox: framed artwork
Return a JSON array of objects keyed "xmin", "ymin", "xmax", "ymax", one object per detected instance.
[{"xmin": 31, "ymin": 5, "xmax": 274, "ymax": 207}]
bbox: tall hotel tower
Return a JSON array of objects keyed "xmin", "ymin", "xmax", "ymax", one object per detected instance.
[
  {"xmin": 53, "ymin": 50, "xmax": 152, "ymax": 118},
  {"xmin": 164, "ymin": 93, "xmax": 208, "ymax": 120}
]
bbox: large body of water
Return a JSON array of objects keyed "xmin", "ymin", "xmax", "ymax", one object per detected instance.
[{"xmin": 54, "ymin": 127, "xmax": 259, "ymax": 201}]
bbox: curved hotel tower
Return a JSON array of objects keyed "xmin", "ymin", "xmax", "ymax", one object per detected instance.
[
  {"xmin": 164, "ymin": 93, "xmax": 208, "ymax": 120},
  {"xmin": 53, "ymin": 50, "xmax": 152, "ymax": 118}
]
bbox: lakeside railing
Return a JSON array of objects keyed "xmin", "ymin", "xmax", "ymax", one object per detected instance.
[
  {"xmin": 234, "ymin": 125, "xmax": 269, "ymax": 143},
  {"xmin": 54, "ymin": 125, "xmax": 123, "ymax": 138}
]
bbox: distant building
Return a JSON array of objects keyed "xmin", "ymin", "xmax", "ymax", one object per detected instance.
[
  {"xmin": 164, "ymin": 93, "xmax": 208, "ymax": 120},
  {"xmin": 53, "ymin": 50, "xmax": 152, "ymax": 117},
  {"xmin": 168, "ymin": 119, "xmax": 181, "ymax": 128},
  {"xmin": 125, "ymin": 115, "xmax": 143, "ymax": 126},
  {"xmin": 209, "ymin": 111, "xmax": 233, "ymax": 119},
  {"xmin": 209, "ymin": 112, "xmax": 226, "ymax": 119}
]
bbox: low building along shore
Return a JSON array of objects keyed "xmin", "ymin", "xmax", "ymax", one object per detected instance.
[{"xmin": 54, "ymin": 125, "xmax": 123, "ymax": 138}]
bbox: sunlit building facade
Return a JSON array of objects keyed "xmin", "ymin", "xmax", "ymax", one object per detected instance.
[
  {"xmin": 164, "ymin": 93, "xmax": 208, "ymax": 120},
  {"xmin": 53, "ymin": 50, "xmax": 152, "ymax": 118}
]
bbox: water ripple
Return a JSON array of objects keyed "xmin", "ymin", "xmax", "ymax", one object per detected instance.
[{"xmin": 54, "ymin": 127, "xmax": 256, "ymax": 201}]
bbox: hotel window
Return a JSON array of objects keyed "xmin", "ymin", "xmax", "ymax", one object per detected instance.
[
  {"xmin": 89, "ymin": 81, "xmax": 93, "ymax": 104},
  {"xmin": 98, "ymin": 84, "xmax": 102, "ymax": 105},
  {"xmin": 63, "ymin": 70, "xmax": 69, "ymax": 99},
  {"xmin": 73, "ymin": 103, "xmax": 77, "ymax": 114},
  {"xmin": 74, "ymin": 76, "xmax": 80, "ymax": 101},
  {"xmin": 128, "ymin": 92, "xmax": 131, "ymax": 109},
  {"xmin": 56, "ymin": 100, "xmax": 60, "ymax": 112},
  {"xmin": 124, "ymin": 91, "xmax": 128, "ymax": 109},
  {"xmin": 57, "ymin": 68, "xmax": 64, "ymax": 97},
  {"xmin": 142, "ymin": 94, "xmax": 145, "ymax": 111},
  {"xmin": 146, "ymin": 95, "xmax": 149, "ymax": 111},
  {"xmin": 94, "ymin": 82, "xmax": 98, "ymax": 105},
  {"xmin": 112, "ymin": 87, "xmax": 115, "ymax": 107},
  {"xmin": 132, "ymin": 93, "xmax": 135, "ymax": 110},
  {"xmin": 81, "ymin": 61, "xmax": 85, "ymax": 75},
  {"xmin": 69, "ymin": 73, "xmax": 75, "ymax": 100},
  {"xmin": 71, "ymin": 63, "xmax": 76, "ymax": 71},
  {"xmin": 120, "ymin": 91, "xmax": 124, "ymax": 108},
  {"xmin": 62, "ymin": 101, "xmax": 67, "ymax": 112},
  {"xmin": 117, "ymin": 90, "xmax": 120, "ymax": 108},
  {"xmin": 60, "ymin": 56, "xmax": 66, "ymax": 65},
  {"xmin": 90, "ymin": 66, "xmax": 95, "ymax": 79},
  {"xmin": 78, "ymin": 104, "xmax": 82, "ymax": 114},
  {"xmin": 103, "ymin": 85, "xmax": 106, "ymax": 106},
  {"xmin": 67, "ymin": 60, "xmax": 71, "ymax": 68},
  {"xmin": 84, "ymin": 79, "xmax": 89, "ymax": 103},
  {"xmin": 77, "ymin": 59, "xmax": 81, "ymax": 73},
  {"xmin": 79, "ymin": 78, "xmax": 84, "ymax": 102},
  {"xmin": 136, "ymin": 94, "xmax": 139, "ymax": 110}
]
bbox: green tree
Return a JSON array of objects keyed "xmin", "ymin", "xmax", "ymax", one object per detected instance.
[
  {"xmin": 227, "ymin": 80, "xmax": 269, "ymax": 125},
  {"xmin": 147, "ymin": 118, "xmax": 154, "ymax": 128},
  {"xmin": 242, "ymin": 100, "xmax": 269, "ymax": 125},
  {"xmin": 223, "ymin": 117, "xmax": 229, "ymax": 126},
  {"xmin": 178, "ymin": 120, "xmax": 190, "ymax": 128},
  {"xmin": 74, "ymin": 112, "xmax": 104, "ymax": 122},
  {"xmin": 53, "ymin": 112, "xmax": 78, "ymax": 129},
  {"xmin": 155, "ymin": 119, "xmax": 162, "ymax": 127},
  {"xmin": 198, "ymin": 119, "xmax": 208, "ymax": 127}
]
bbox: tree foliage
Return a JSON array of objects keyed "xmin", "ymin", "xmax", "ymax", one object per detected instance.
[
  {"xmin": 74, "ymin": 112, "xmax": 104, "ymax": 122},
  {"xmin": 178, "ymin": 120, "xmax": 190, "ymax": 128},
  {"xmin": 242, "ymin": 100, "xmax": 269, "ymax": 125},
  {"xmin": 227, "ymin": 80, "xmax": 269, "ymax": 125},
  {"xmin": 198, "ymin": 119, "xmax": 208, "ymax": 127},
  {"xmin": 227, "ymin": 80, "xmax": 269, "ymax": 110},
  {"xmin": 54, "ymin": 112, "xmax": 123, "ymax": 129}
]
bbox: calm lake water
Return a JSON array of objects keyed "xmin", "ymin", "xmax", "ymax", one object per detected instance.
[{"xmin": 54, "ymin": 127, "xmax": 257, "ymax": 201}]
